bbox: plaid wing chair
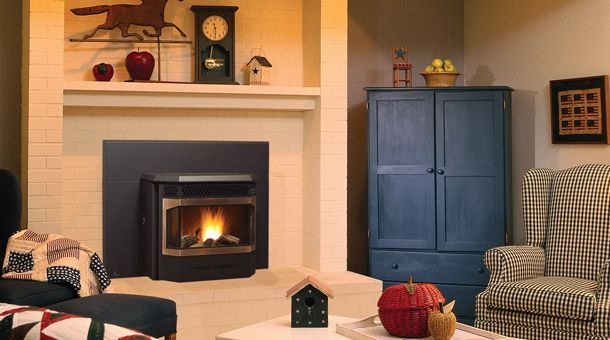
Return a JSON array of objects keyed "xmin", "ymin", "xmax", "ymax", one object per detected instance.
[{"xmin": 475, "ymin": 164, "xmax": 610, "ymax": 340}]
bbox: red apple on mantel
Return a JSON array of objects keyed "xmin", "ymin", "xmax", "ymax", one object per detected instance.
[
  {"xmin": 92, "ymin": 63, "xmax": 114, "ymax": 81},
  {"xmin": 125, "ymin": 50, "xmax": 155, "ymax": 81}
]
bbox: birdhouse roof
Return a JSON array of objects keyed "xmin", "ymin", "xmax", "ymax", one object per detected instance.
[
  {"xmin": 285, "ymin": 275, "xmax": 335, "ymax": 298},
  {"xmin": 247, "ymin": 56, "xmax": 272, "ymax": 67}
]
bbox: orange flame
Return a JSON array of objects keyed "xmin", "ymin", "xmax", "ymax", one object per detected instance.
[{"xmin": 200, "ymin": 207, "xmax": 224, "ymax": 241}]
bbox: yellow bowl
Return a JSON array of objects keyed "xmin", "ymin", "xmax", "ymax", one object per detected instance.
[{"xmin": 420, "ymin": 73, "xmax": 461, "ymax": 87}]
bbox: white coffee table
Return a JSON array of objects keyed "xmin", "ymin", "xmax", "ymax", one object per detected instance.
[
  {"xmin": 216, "ymin": 314, "xmax": 357, "ymax": 340},
  {"xmin": 216, "ymin": 314, "xmax": 516, "ymax": 340}
]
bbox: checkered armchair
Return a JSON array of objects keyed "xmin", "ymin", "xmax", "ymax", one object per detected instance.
[{"xmin": 475, "ymin": 164, "xmax": 610, "ymax": 340}]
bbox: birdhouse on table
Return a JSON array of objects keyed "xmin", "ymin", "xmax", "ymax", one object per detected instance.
[
  {"xmin": 286, "ymin": 275, "xmax": 334, "ymax": 328},
  {"xmin": 246, "ymin": 55, "xmax": 272, "ymax": 85}
]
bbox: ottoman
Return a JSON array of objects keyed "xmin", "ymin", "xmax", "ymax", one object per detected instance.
[{"xmin": 48, "ymin": 293, "xmax": 177, "ymax": 338}]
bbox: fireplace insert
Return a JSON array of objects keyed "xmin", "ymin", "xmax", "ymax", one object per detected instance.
[{"xmin": 141, "ymin": 173, "xmax": 258, "ymax": 282}]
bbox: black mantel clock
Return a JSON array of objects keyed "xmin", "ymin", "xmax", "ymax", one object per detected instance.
[{"xmin": 191, "ymin": 6, "xmax": 238, "ymax": 84}]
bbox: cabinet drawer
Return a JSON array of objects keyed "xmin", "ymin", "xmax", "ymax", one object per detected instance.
[
  {"xmin": 370, "ymin": 250, "xmax": 489, "ymax": 285},
  {"xmin": 382, "ymin": 281, "xmax": 485, "ymax": 319}
]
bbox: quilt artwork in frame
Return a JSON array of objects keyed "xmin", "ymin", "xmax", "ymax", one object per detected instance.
[{"xmin": 550, "ymin": 75, "xmax": 609, "ymax": 144}]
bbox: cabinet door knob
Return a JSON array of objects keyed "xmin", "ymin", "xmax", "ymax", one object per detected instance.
[
  {"xmin": 426, "ymin": 168, "xmax": 434, "ymax": 174},
  {"xmin": 391, "ymin": 263, "xmax": 399, "ymax": 270},
  {"xmin": 477, "ymin": 267, "xmax": 485, "ymax": 274},
  {"xmin": 437, "ymin": 169, "xmax": 445, "ymax": 175}
]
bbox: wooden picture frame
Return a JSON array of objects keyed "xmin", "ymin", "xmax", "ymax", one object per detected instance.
[{"xmin": 550, "ymin": 75, "xmax": 609, "ymax": 144}]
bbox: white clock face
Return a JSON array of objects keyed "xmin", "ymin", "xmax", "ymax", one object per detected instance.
[{"xmin": 202, "ymin": 15, "xmax": 228, "ymax": 41}]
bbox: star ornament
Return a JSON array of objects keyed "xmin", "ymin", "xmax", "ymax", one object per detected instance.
[
  {"xmin": 253, "ymin": 67, "xmax": 259, "ymax": 75},
  {"xmin": 394, "ymin": 48, "xmax": 406, "ymax": 61}
]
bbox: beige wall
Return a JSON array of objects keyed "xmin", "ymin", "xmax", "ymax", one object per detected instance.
[
  {"xmin": 347, "ymin": 0, "xmax": 465, "ymax": 274},
  {"xmin": 0, "ymin": 2, "xmax": 22, "ymax": 176},
  {"xmin": 65, "ymin": 0, "xmax": 303, "ymax": 86},
  {"xmin": 464, "ymin": 0, "xmax": 610, "ymax": 244}
]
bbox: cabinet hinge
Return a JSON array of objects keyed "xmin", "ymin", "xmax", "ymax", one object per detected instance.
[
  {"xmin": 505, "ymin": 232, "xmax": 509, "ymax": 244},
  {"xmin": 367, "ymin": 227, "xmax": 371, "ymax": 239},
  {"xmin": 503, "ymin": 100, "xmax": 506, "ymax": 110},
  {"xmin": 366, "ymin": 102, "xmax": 369, "ymax": 110}
]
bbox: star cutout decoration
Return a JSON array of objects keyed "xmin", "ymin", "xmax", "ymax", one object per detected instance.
[
  {"xmin": 253, "ymin": 67, "xmax": 260, "ymax": 75},
  {"xmin": 394, "ymin": 48, "xmax": 406, "ymax": 60}
]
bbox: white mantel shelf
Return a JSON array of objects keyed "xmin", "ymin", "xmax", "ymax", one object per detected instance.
[{"xmin": 63, "ymin": 81, "xmax": 320, "ymax": 111}]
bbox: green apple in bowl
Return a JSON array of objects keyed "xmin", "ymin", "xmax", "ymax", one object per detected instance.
[
  {"xmin": 434, "ymin": 67, "xmax": 445, "ymax": 73},
  {"xmin": 424, "ymin": 65, "xmax": 435, "ymax": 73},
  {"xmin": 431, "ymin": 58, "xmax": 444, "ymax": 68},
  {"xmin": 444, "ymin": 64, "xmax": 456, "ymax": 72},
  {"xmin": 444, "ymin": 59, "xmax": 453, "ymax": 66}
]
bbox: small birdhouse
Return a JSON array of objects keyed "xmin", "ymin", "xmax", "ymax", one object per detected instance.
[
  {"xmin": 246, "ymin": 55, "xmax": 272, "ymax": 85},
  {"xmin": 286, "ymin": 275, "xmax": 334, "ymax": 328}
]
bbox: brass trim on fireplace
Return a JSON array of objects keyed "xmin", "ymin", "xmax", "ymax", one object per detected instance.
[{"xmin": 162, "ymin": 197, "xmax": 256, "ymax": 257}]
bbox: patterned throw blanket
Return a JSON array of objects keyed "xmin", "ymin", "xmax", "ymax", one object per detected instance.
[
  {"xmin": 2, "ymin": 230, "xmax": 111, "ymax": 297},
  {"xmin": 0, "ymin": 303, "xmax": 151, "ymax": 339}
]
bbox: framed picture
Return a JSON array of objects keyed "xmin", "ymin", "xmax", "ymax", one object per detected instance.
[{"xmin": 550, "ymin": 75, "xmax": 609, "ymax": 144}]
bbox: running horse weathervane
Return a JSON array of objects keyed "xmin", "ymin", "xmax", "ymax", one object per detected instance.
[{"xmin": 71, "ymin": 0, "xmax": 187, "ymax": 41}]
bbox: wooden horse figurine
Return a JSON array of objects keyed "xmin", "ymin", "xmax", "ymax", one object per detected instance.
[{"xmin": 71, "ymin": 0, "xmax": 187, "ymax": 40}]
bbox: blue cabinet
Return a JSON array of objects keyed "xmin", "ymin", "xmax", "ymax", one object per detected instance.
[{"xmin": 366, "ymin": 87, "xmax": 512, "ymax": 322}]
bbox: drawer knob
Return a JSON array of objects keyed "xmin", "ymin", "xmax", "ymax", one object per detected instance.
[
  {"xmin": 477, "ymin": 267, "xmax": 485, "ymax": 274},
  {"xmin": 437, "ymin": 169, "xmax": 445, "ymax": 175},
  {"xmin": 427, "ymin": 168, "xmax": 434, "ymax": 174},
  {"xmin": 391, "ymin": 263, "xmax": 399, "ymax": 270}
]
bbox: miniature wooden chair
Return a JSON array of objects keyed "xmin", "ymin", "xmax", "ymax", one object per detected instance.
[{"xmin": 392, "ymin": 47, "xmax": 412, "ymax": 87}]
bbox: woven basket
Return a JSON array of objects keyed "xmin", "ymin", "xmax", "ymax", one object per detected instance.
[
  {"xmin": 420, "ymin": 72, "xmax": 460, "ymax": 87},
  {"xmin": 377, "ymin": 277, "xmax": 445, "ymax": 338}
]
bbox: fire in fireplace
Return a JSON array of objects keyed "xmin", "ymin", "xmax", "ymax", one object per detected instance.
[{"xmin": 163, "ymin": 191, "xmax": 256, "ymax": 256}]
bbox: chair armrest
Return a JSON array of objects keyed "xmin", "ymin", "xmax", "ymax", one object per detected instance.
[
  {"xmin": 596, "ymin": 259, "xmax": 610, "ymax": 337},
  {"xmin": 484, "ymin": 245, "xmax": 545, "ymax": 285}
]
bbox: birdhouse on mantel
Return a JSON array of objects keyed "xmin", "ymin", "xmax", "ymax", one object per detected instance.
[
  {"xmin": 286, "ymin": 275, "xmax": 334, "ymax": 328},
  {"xmin": 246, "ymin": 55, "xmax": 272, "ymax": 85}
]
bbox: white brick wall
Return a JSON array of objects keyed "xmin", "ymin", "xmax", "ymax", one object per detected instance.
[
  {"xmin": 64, "ymin": 0, "xmax": 303, "ymax": 85},
  {"xmin": 24, "ymin": 0, "xmax": 65, "ymax": 235},
  {"xmin": 26, "ymin": 0, "xmax": 348, "ymax": 278},
  {"xmin": 62, "ymin": 107, "xmax": 304, "ymax": 267},
  {"xmin": 302, "ymin": 0, "xmax": 347, "ymax": 272},
  {"xmin": 23, "ymin": 0, "xmax": 355, "ymax": 336}
]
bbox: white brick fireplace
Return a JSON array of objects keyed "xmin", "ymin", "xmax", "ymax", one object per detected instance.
[{"xmin": 23, "ymin": 0, "xmax": 380, "ymax": 337}]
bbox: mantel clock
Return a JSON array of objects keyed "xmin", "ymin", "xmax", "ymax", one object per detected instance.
[{"xmin": 191, "ymin": 6, "xmax": 238, "ymax": 84}]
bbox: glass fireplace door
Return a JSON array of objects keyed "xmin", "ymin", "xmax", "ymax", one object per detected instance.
[{"xmin": 162, "ymin": 197, "xmax": 256, "ymax": 256}]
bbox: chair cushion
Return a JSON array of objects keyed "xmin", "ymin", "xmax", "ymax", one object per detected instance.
[
  {"xmin": 487, "ymin": 276, "xmax": 597, "ymax": 321},
  {"xmin": 545, "ymin": 164, "xmax": 610, "ymax": 280},
  {"xmin": 0, "ymin": 278, "xmax": 77, "ymax": 306},
  {"xmin": 48, "ymin": 293, "xmax": 176, "ymax": 338}
]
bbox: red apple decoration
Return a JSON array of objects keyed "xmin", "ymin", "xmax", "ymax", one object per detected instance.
[
  {"xmin": 125, "ymin": 50, "xmax": 155, "ymax": 81},
  {"xmin": 92, "ymin": 63, "xmax": 114, "ymax": 81}
]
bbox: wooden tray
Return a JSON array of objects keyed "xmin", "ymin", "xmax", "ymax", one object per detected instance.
[{"xmin": 336, "ymin": 315, "xmax": 510, "ymax": 340}]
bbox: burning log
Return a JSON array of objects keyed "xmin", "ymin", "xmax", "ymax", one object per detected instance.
[
  {"xmin": 180, "ymin": 235, "xmax": 198, "ymax": 248},
  {"xmin": 188, "ymin": 238, "xmax": 216, "ymax": 248},
  {"xmin": 217, "ymin": 234, "xmax": 240, "ymax": 246},
  {"xmin": 187, "ymin": 234, "xmax": 240, "ymax": 248}
]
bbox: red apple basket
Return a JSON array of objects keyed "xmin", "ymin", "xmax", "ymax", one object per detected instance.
[{"xmin": 377, "ymin": 277, "xmax": 445, "ymax": 338}]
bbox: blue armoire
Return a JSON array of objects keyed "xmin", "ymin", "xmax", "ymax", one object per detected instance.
[{"xmin": 366, "ymin": 87, "xmax": 512, "ymax": 324}]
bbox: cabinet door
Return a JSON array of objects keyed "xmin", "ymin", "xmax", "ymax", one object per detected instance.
[
  {"xmin": 435, "ymin": 91, "xmax": 506, "ymax": 251},
  {"xmin": 369, "ymin": 91, "xmax": 436, "ymax": 249}
]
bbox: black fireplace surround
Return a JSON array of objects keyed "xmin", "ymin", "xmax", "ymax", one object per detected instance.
[{"xmin": 103, "ymin": 141, "xmax": 269, "ymax": 282}]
